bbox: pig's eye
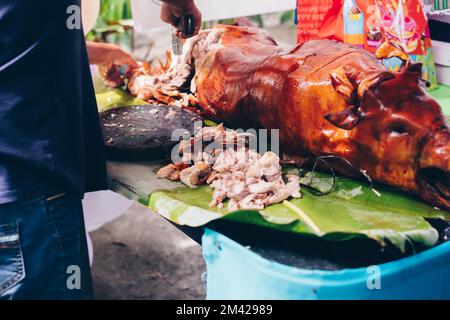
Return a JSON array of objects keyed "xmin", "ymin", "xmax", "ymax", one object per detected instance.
[{"xmin": 388, "ymin": 123, "xmax": 410, "ymax": 136}]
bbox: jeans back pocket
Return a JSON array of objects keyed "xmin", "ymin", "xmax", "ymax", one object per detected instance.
[{"xmin": 0, "ymin": 223, "xmax": 25, "ymax": 296}]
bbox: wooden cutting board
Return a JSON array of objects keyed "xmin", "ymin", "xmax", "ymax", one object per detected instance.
[{"xmin": 100, "ymin": 105, "xmax": 202, "ymax": 161}]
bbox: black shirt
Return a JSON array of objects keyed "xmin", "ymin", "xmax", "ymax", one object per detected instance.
[{"xmin": 0, "ymin": 0, "xmax": 107, "ymax": 204}]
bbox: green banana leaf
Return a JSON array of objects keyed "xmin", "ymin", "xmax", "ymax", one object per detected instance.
[
  {"xmin": 148, "ymin": 172, "xmax": 450, "ymax": 252},
  {"xmin": 96, "ymin": 88, "xmax": 147, "ymax": 112},
  {"xmin": 94, "ymin": 74, "xmax": 148, "ymax": 113}
]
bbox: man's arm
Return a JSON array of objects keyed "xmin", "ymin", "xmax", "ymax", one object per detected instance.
[
  {"xmin": 160, "ymin": 0, "xmax": 202, "ymax": 38},
  {"xmin": 86, "ymin": 42, "xmax": 138, "ymax": 68}
]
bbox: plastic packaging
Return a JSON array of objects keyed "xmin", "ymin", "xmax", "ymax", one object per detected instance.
[{"xmin": 297, "ymin": 0, "xmax": 438, "ymax": 89}]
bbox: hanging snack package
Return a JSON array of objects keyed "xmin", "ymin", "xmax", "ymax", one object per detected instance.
[
  {"xmin": 374, "ymin": 0, "xmax": 438, "ymax": 89},
  {"xmin": 298, "ymin": 0, "xmax": 438, "ymax": 90}
]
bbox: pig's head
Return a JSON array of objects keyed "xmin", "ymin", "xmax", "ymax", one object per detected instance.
[{"xmin": 325, "ymin": 62, "xmax": 450, "ymax": 210}]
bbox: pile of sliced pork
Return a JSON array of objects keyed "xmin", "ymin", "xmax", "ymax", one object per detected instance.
[{"xmin": 157, "ymin": 125, "xmax": 301, "ymax": 211}]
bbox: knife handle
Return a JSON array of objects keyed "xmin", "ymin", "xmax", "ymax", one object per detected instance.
[{"xmin": 178, "ymin": 14, "xmax": 195, "ymax": 38}]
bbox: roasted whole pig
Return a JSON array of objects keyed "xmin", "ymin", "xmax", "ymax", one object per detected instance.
[{"xmin": 128, "ymin": 25, "xmax": 450, "ymax": 210}]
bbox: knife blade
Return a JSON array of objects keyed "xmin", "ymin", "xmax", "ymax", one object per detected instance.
[{"xmin": 172, "ymin": 14, "xmax": 195, "ymax": 56}]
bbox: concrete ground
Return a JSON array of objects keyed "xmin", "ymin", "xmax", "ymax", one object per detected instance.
[{"xmin": 90, "ymin": 203, "xmax": 206, "ymax": 300}]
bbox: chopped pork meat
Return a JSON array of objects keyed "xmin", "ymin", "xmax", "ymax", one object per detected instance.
[
  {"xmin": 179, "ymin": 162, "xmax": 211, "ymax": 188},
  {"xmin": 156, "ymin": 162, "xmax": 189, "ymax": 181},
  {"xmin": 209, "ymin": 149, "xmax": 301, "ymax": 210},
  {"xmin": 157, "ymin": 125, "xmax": 301, "ymax": 211},
  {"xmin": 156, "ymin": 164, "xmax": 181, "ymax": 181}
]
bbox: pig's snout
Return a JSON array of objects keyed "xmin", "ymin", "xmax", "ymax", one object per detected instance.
[{"xmin": 418, "ymin": 130, "xmax": 450, "ymax": 210}]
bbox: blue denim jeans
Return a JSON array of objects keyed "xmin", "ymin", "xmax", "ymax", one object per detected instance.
[{"xmin": 0, "ymin": 193, "xmax": 93, "ymax": 299}]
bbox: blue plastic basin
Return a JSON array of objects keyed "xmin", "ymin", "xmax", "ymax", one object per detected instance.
[{"xmin": 203, "ymin": 228, "xmax": 450, "ymax": 299}]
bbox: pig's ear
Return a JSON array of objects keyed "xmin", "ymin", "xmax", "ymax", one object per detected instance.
[
  {"xmin": 327, "ymin": 66, "xmax": 361, "ymax": 129},
  {"xmin": 327, "ymin": 66, "xmax": 392, "ymax": 130},
  {"xmin": 330, "ymin": 66, "xmax": 356, "ymax": 101},
  {"xmin": 399, "ymin": 60, "xmax": 428, "ymax": 88},
  {"xmin": 324, "ymin": 65, "xmax": 395, "ymax": 130},
  {"xmin": 330, "ymin": 66, "xmax": 394, "ymax": 101},
  {"xmin": 324, "ymin": 106, "xmax": 361, "ymax": 130},
  {"xmin": 357, "ymin": 71, "xmax": 395, "ymax": 99},
  {"xmin": 405, "ymin": 60, "xmax": 422, "ymax": 75}
]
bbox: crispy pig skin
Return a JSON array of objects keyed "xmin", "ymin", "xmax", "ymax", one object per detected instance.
[{"xmin": 192, "ymin": 25, "xmax": 450, "ymax": 210}]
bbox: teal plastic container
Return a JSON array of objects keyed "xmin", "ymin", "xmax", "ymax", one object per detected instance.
[{"xmin": 202, "ymin": 228, "xmax": 450, "ymax": 300}]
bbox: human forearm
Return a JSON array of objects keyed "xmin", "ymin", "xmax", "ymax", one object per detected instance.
[{"xmin": 86, "ymin": 42, "xmax": 138, "ymax": 68}]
